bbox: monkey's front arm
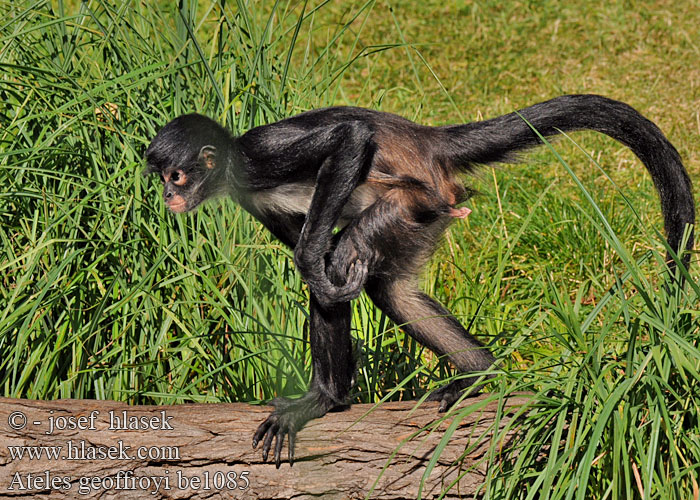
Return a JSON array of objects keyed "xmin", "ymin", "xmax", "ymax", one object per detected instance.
[
  {"xmin": 289, "ymin": 120, "xmax": 376, "ymax": 307},
  {"xmin": 252, "ymin": 120, "xmax": 377, "ymax": 466}
]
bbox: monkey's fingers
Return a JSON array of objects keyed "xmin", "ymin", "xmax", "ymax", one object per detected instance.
[
  {"xmin": 347, "ymin": 259, "xmax": 368, "ymax": 284},
  {"xmin": 335, "ymin": 259, "xmax": 368, "ymax": 300},
  {"xmin": 252, "ymin": 417, "xmax": 272, "ymax": 449},
  {"xmin": 310, "ymin": 261, "xmax": 368, "ymax": 307},
  {"xmin": 252, "ymin": 413, "xmax": 296, "ymax": 467},
  {"xmin": 274, "ymin": 429, "xmax": 287, "ymax": 468},
  {"xmin": 253, "ymin": 414, "xmax": 281, "ymax": 459},
  {"xmin": 289, "ymin": 432, "xmax": 296, "ymax": 466},
  {"xmin": 427, "ymin": 385, "xmax": 460, "ymax": 412},
  {"xmin": 262, "ymin": 425, "xmax": 277, "ymax": 462}
]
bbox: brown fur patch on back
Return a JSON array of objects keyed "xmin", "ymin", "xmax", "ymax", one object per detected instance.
[{"xmin": 369, "ymin": 127, "xmax": 465, "ymax": 214}]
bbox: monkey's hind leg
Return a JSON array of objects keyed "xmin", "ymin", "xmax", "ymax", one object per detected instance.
[
  {"xmin": 334, "ymin": 189, "xmax": 494, "ymax": 411},
  {"xmin": 366, "ymin": 277, "xmax": 495, "ymax": 411}
]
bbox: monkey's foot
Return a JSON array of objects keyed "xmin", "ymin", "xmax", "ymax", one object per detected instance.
[
  {"xmin": 252, "ymin": 392, "xmax": 335, "ymax": 468},
  {"xmin": 427, "ymin": 378, "xmax": 482, "ymax": 412}
]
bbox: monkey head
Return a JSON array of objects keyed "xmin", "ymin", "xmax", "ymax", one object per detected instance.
[{"xmin": 145, "ymin": 114, "xmax": 233, "ymax": 213}]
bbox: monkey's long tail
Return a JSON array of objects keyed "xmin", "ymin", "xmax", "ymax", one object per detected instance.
[{"xmin": 442, "ymin": 94, "xmax": 695, "ymax": 269}]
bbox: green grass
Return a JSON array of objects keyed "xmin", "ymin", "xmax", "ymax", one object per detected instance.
[{"xmin": 1, "ymin": 1, "xmax": 698, "ymax": 499}]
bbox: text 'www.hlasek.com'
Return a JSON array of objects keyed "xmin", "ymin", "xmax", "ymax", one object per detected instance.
[{"xmin": 4, "ymin": 408, "xmax": 251, "ymax": 496}]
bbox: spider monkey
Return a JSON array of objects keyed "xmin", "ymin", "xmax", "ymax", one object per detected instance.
[{"xmin": 145, "ymin": 94, "xmax": 695, "ymax": 467}]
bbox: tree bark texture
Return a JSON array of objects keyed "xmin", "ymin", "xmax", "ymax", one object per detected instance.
[{"xmin": 0, "ymin": 395, "xmax": 527, "ymax": 499}]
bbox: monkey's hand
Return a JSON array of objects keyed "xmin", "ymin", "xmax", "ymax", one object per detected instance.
[
  {"xmin": 294, "ymin": 248, "xmax": 368, "ymax": 307},
  {"xmin": 252, "ymin": 392, "xmax": 335, "ymax": 468}
]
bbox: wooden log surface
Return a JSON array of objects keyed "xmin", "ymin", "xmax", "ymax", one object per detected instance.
[{"xmin": 0, "ymin": 395, "xmax": 527, "ymax": 499}]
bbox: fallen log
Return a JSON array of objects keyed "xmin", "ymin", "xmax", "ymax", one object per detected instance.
[{"xmin": 0, "ymin": 395, "xmax": 528, "ymax": 499}]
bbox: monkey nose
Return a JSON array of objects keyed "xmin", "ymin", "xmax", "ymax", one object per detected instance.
[{"xmin": 164, "ymin": 191, "xmax": 173, "ymax": 200}]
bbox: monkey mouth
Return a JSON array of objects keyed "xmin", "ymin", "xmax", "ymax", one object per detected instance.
[{"xmin": 167, "ymin": 200, "xmax": 188, "ymax": 213}]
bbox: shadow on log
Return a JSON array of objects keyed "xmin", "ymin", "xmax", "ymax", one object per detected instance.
[{"xmin": 0, "ymin": 395, "xmax": 528, "ymax": 499}]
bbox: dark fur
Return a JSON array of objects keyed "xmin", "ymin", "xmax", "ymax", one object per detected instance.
[{"xmin": 145, "ymin": 94, "xmax": 695, "ymax": 467}]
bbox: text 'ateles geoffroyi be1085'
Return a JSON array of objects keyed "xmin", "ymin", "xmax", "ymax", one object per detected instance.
[{"xmin": 145, "ymin": 94, "xmax": 695, "ymax": 467}]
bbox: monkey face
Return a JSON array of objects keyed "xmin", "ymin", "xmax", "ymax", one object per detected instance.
[
  {"xmin": 145, "ymin": 113, "xmax": 228, "ymax": 213},
  {"xmin": 149, "ymin": 148, "xmax": 217, "ymax": 213}
]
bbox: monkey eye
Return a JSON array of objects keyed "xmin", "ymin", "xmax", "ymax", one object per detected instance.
[{"xmin": 170, "ymin": 169, "xmax": 187, "ymax": 186}]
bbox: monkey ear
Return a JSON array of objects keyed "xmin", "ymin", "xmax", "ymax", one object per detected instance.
[{"xmin": 198, "ymin": 145, "xmax": 217, "ymax": 169}]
